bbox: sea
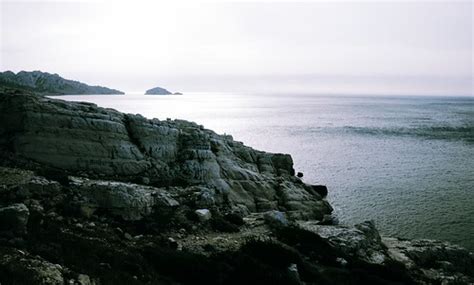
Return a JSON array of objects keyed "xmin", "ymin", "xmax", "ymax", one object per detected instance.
[{"xmin": 58, "ymin": 93, "xmax": 474, "ymax": 250}]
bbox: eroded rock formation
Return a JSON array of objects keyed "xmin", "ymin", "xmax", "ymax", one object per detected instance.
[{"xmin": 0, "ymin": 93, "xmax": 331, "ymax": 220}]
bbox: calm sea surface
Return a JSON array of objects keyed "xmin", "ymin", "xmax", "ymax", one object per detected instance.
[{"xmin": 58, "ymin": 93, "xmax": 474, "ymax": 249}]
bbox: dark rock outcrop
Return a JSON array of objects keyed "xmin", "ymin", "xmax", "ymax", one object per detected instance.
[
  {"xmin": 0, "ymin": 70, "xmax": 124, "ymax": 95},
  {"xmin": 0, "ymin": 91, "xmax": 472, "ymax": 285},
  {"xmin": 312, "ymin": 185, "xmax": 328, "ymax": 198}
]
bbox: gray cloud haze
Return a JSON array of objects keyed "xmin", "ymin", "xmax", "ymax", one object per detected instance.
[{"xmin": 1, "ymin": 0, "xmax": 472, "ymax": 95}]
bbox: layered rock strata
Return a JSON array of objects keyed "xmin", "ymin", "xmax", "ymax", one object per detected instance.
[{"xmin": 0, "ymin": 93, "xmax": 331, "ymax": 220}]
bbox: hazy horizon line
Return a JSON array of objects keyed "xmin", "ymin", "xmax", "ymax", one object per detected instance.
[{"xmin": 2, "ymin": 69, "xmax": 472, "ymax": 97}]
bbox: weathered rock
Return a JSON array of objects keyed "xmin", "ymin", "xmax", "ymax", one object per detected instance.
[
  {"xmin": 1, "ymin": 92, "xmax": 472, "ymax": 285},
  {"xmin": 287, "ymin": 263, "xmax": 301, "ymax": 283},
  {"xmin": 293, "ymin": 220, "xmax": 474, "ymax": 284},
  {"xmin": 311, "ymin": 185, "xmax": 328, "ymax": 198},
  {"xmin": 0, "ymin": 93, "xmax": 331, "ymax": 220},
  {"xmin": 0, "ymin": 203, "xmax": 29, "ymax": 235},
  {"xmin": 264, "ymin": 210, "xmax": 289, "ymax": 228},
  {"xmin": 70, "ymin": 177, "xmax": 179, "ymax": 221},
  {"xmin": 0, "ymin": 247, "xmax": 64, "ymax": 284},
  {"xmin": 296, "ymin": 220, "xmax": 390, "ymax": 266},
  {"xmin": 318, "ymin": 214, "xmax": 335, "ymax": 225},
  {"xmin": 277, "ymin": 181, "xmax": 332, "ymax": 220},
  {"xmin": 77, "ymin": 274, "xmax": 93, "ymax": 285},
  {"xmin": 383, "ymin": 237, "xmax": 474, "ymax": 284},
  {"xmin": 195, "ymin": 209, "xmax": 212, "ymax": 222},
  {"xmin": 192, "ymin": 186, "xmax": 218, "ymax": 208},
  {"xmin": 12, "ymin": 177, "xmax": 62, "ymax": 200}
]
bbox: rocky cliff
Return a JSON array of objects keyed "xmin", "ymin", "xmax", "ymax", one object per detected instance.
[
  {"xmin": 0, "ymin": 71, "xmax": 124, "ymax": 95},
  {"xmin": 0, "ymin": 92, "xmax": 472, "ymax": 285}
]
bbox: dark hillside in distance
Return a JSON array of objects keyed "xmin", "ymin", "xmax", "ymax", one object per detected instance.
[{"xmin": 0, "ymin": 70, "xmax": 124, "ymax": 95}]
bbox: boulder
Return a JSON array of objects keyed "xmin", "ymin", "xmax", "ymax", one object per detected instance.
[
  {"xmin": 77, "ymin": 274, "xmax": 93, "ymax": 285},
  {"xmin": 277, "ymin": 181, "xmax": 332, "ymax": 220},
  {"xmin": 195, "ymin": 209, "xmax": 212, "ymax": 222},
  {"xmin": 311, "ymin": 185, "xmax": 328, "ymax": 198}
]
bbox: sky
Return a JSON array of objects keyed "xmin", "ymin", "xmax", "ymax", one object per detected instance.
[{"xmin": 0, "ymin": 0, "xmax": 472, "ymax": 95}]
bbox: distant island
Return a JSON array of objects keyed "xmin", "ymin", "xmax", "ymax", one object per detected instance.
[
  {"xmin": 0, "ymin": 70, "xmax": 124, "ymax": 95},
  {"xmin": 145, "ymin": 86, "xmax": 182, "ymax": 95}
]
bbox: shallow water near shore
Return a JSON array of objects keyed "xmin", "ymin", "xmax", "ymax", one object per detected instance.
[{"xmin": 58, "ymin": 93, "xmax": 474, "ymax": 250}]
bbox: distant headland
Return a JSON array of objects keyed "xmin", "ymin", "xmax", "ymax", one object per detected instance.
[{"xmin": 0, "ymin": 70, "xmax": 124, "ymax": 95}]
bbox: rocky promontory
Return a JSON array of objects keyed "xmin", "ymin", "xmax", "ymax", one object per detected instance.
[
  {"xmin": 0, "ymin": 92, "xmax": 472, "ymax": 284},
  {"xmin": 0, "ymin": 71, "xmax": 124, "ymax": 95}
]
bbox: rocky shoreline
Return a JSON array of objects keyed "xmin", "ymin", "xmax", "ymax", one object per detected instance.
[{"xmin": 0, "ymin": 92, "xmax": 472, "ymax": 284}]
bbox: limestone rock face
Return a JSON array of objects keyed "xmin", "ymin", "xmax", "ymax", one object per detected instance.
[
  {"xmin": 383, "ymin": 237, "xmax": 474, "ymax": 284},
  {"xmin": 0, "ymin": 93, "xmax": 330, "ymax": 220},
  {"xmin": 0, "ymin": 94, "xmax": 148, "ymax": 176},
  {"xmin": 295, "ymin": 220, "xmax": 474, "ymax": 284},
  {"xmin": 70, "ymin": 177, "xmax": 179, "ymax": 221},
  {"xmin": 297, "ymin": 220, "xmax": 390, "ymax": 266}
]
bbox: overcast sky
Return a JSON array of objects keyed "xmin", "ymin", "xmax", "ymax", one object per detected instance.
[{"xmin": 0, "ymin": 0, "xmax": 472, "ymax": 95}]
